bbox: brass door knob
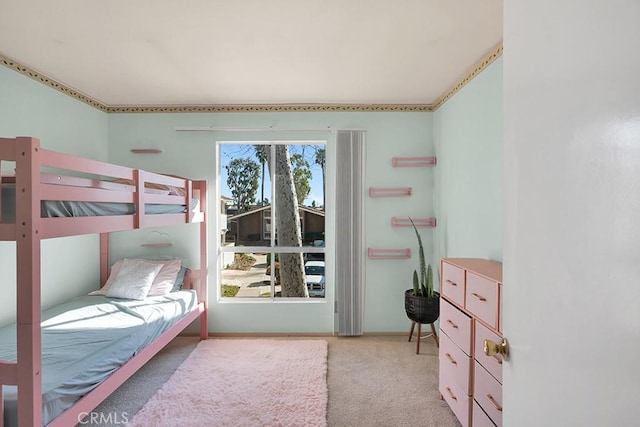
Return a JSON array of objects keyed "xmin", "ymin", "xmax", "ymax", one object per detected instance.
[{"xmin": 484, "ymin": 338, "xmax": 509, "ymax": 361}]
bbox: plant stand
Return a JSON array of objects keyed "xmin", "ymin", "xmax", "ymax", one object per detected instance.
[
  {"xmin": 408, "ymin": 321, "xmax": 439, "ymax": 354},
  {"xmin": 404, "ymin": 289, "xmax": 440, "ymax": 354}
]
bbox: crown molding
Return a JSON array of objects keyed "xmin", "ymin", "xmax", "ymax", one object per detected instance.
[
  {"xmin": 1, "ymin": 44, "xmax": 502, "ymax": 114},
  {"xmin": 1, "ymin": 53, "xmax": 109, "ymax": 112},
  {"xmin": 105, "ymin": 104, "xmax": 432, "ymax": 113},
  {"xmin": 431, "ymin": 42, "xmax": 503, "ymax": 111}
]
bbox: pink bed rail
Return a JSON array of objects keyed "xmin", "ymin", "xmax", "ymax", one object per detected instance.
[
  {"xmin": 0, "ymin": 136, "xmax": 209, "ymax": 427},
  {"xmin": 0, "ymin": 136, "xmax": 206, "ymax": 239}
]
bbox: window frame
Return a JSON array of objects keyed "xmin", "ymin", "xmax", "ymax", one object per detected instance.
[
  {"xmin": 262, "ymin": 209, "xmax": 272, "ymax": 241},
  {"xmin": 218, "ymin": 140, "xmax": 326, "ymax": 302}
]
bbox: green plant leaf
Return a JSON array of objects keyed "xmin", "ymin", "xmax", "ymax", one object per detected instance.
[{"xmin": 409, "ymin": 217, "xmax": 433, "ymax": 298}]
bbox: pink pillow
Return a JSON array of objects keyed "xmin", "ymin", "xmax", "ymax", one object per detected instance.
[{"xmin": 90, "ymin": 258, "xmax": 182, "ymax": 297}]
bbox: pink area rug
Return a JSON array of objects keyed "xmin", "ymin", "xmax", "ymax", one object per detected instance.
[{"xmin": 129, "ymin": 339, "xmax": 328, "ymax": 427}]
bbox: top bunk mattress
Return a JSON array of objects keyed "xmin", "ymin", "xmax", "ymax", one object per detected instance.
[
  {"xmin": 0, "ymin": 291, "xmax": 198, "ymax": 426},
  {"xmin": 1, "ymin": 184, "xmax": 198, "ymax": 223}
]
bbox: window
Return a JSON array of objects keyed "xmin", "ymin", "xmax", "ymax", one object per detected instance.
[
  {"xmin": 262, "ymin": 209, "xmax": 272, "ymax": 241},
  {"xmin": 219, "ymin": 142, "xmax": 326, "ymax": 300}
]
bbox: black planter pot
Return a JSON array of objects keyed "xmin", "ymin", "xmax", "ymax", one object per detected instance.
[{"xmin": 404, "ymin": 289, "xmax": 440, "ymax": 324}]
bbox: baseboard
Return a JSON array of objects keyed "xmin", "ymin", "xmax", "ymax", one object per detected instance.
[
  {"xmin": 180, "ymin": 331, "xmax": 409, "ymax": 338},
  {"xmin": 180, "ymin": 332, "xmax": 336, "ymax": 338},
  {"xmin": 362, "ymin": 332, "xmax": 409, "ymax": 336}
]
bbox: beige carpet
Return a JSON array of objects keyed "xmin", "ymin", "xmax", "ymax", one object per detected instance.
[
  {"xmin": 90, "ymin": 335, "xmax": 460, "ymax": 427},
  {"xmin": 326, "ymin": 335, "xmax": 460, "ymax": 427}
]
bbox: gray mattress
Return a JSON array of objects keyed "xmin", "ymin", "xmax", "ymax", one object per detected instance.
[
  {"xmin": 1, "ymin": 184, "xmax": 196, "ymax": 223},
  {"xmin": 0, "ymin": 291, "xmax": 198, "ymax": 426}
]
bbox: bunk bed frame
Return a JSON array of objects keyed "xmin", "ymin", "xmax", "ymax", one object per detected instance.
[{"xmin": 0, "ymin": 136, "xmax": 208, "ymax": 427}]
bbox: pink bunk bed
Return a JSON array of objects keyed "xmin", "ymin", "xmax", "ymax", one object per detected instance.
[{"xmin": 0, "ymin": 136, "xmax": 208, "ymax": 427}]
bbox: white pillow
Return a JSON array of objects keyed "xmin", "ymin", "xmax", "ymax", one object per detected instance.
[
  {"xmin": 147, "ymin": 258, "xmax": 182, "ymax": 296},
  {"xmin": 91, "ymin": 258, "xmax": 182, "ymax": 297},
  {"xmin": 105, "ymin": 259, "xmax": 163, "ymax": 300}
]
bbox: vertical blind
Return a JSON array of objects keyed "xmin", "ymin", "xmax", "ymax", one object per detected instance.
[{"xmin": 335, "ymin": 130, "xmax": 365, "ymax": 336}]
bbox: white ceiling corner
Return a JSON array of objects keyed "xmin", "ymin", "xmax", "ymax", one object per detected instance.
[{"xmin": 0, "ymin": 0, "xmax": 503, "ymax": 107}]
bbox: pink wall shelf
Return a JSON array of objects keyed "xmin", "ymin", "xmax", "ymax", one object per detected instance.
[
  {"xmin": 391, "ymin": 156, "xmax": 437, "ymax": 167},
  {"xmin": 369, "ymin": 187, "xmax": 413, "ymax": 197},
  {"xmin": 140, "ymin": 242, "xmax": 172, "ymax": 248},
  {"xmin": 367, "ymin": 248, "xmax": 411, "ymax": 259},
  {"xmin": 140, "ymin": 231, "xmax": 172, "ymax": 247},
  {"xmin": 130, "ymin": 148, "xmax": 163, "ymax": 154},
  {"xmin": 391, "ymin": 217, "xmax": 437, "ymax": 228}
]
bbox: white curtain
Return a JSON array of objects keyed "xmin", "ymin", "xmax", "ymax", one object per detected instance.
[{"xmin": 335, "ymin": 130, "xmax": 365, "ymax": 336}]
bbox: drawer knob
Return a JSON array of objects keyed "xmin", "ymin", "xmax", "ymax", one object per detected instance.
[
  {"xmin": 445, "ymin": 279, "xmax": 457, "ymax": 286},
  {"xmin": 484, "ymin": 338, "xmax": 509, "ymax": 361},
  {"xmin": 445, "ymin": 352, "xmax": 458, "ymax": 365},
  {"xmin": 486, "ymin": 393, "xmax": 503, "ymax": 412},
  {"xmin": 445, "ymin": 387, "xmax": 458, "ymax": 401},
  {"xmin": 471, "ymin": 292, "xmax": 487, "ymax": 302}
]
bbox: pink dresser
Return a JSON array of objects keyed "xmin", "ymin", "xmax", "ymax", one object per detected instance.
[{"xmin": 439, "ymin": 258, "xmax": 503, "ymax": 427}]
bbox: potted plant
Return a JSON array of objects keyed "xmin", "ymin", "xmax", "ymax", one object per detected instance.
[{"xmin": 404, "ymin": 218, "xmax": 440, "ymax": 325}]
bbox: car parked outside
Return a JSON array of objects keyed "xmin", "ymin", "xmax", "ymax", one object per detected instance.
[
  {"xmin": 304, "ymin": 260, "xmax": 325, "ymax": 297},
  {"xmin": 304, "ymin": 240, "xmax": 325, "ymax": 262}
]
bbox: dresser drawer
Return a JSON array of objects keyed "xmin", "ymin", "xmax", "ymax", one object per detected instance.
[
  {"xmin": 440, "ymin": 376, "xmax": 471, "ymax": 427},
  {"xmin": 465, "ymin": 272, "xmax": 499, "ymax": 329},
  {"xmin": 474, "ymin": 321, "xmax": 503, "ymax": 383},
  {"xmin": 440, "ymin": 332, "xmax": 472, "ymax": 394},
  {"xmin": 441, "ymin": 261, "xmax": 465, "ymax": 307},
  {"xmin": 498, "ymin": 284, "xmax": 503, "ymax": 333},
  {"xmin": 472, "ymin": 401, "xmax": 497, "ymax": 427},
  {"xmin": 474, "ymin": 361, "xmax": 503, "ymax": 427},
  {"xmin": 440, "ymin": 298, "xmax": 472, "ymax": 355}
]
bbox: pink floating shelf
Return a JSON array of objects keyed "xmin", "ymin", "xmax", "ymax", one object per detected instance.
[
  {"xmin": 367, "ymin": 248, "xmax": 411, "ymax": 260},
  {"xmin": 369, "ymin": 187, "xmax": 412, "ymax": 197},
  {"xmin": 140, "ymin": 231, "xmax": 172, "ymax": 247},
  {"xmin": 130, "ymin": 148, "xmax": 163, "ymax": 154},
  {"xmin": 140, "ymin": 242, "xmax": 172, "ymax": 248},
  {"xmin": 391, "ymin": 156, "xmax": 437, "ymax": 167},
  {"xmin": 391, "ymin": 217, "xmax": 437, "ymax": 228}
]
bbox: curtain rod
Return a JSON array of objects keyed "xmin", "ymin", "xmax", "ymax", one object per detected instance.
[{"xmin": 174, "ymin": 126, "xmax": 366, "ymax": 132}]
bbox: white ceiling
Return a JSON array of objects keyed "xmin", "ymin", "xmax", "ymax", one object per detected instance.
[{"xmin": 0, "ymin": 0, "xmax": 502, "ymax": 107}]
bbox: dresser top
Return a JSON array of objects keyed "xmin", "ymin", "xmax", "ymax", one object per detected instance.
[{"xmin": 442, "ymin": 258, "xmax": 502, "ymax": 283}]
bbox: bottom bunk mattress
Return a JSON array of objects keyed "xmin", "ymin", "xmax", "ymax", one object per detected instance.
[{"xmin": 0, "ymin": 291, "xmax": 199, "ymax": 426}]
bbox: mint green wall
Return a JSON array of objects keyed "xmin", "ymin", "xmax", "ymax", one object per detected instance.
[
  {"xmin": 107, "ymin": 112, "xmax": 433, "ymax": 333},
  {"xmin": 0, "ymin": 67, "xmax": 109, "ymax": 326},
  {"xmin": 0, "ymin": 56, "xmax": 502, "ymax": 333},
  {"xmin": 433, "ymin": 58, "xmax": 503, "ymax": 269}
]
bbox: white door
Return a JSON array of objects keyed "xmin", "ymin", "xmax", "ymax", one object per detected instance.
[{"xmin": 503, "ymin": 2, "xmax": 640, "ymax": 426}]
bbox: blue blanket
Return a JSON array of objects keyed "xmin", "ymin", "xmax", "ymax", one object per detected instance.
[{"xmin": 0, "ymin": 291, "xmax": 198, "ymax": 426}]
